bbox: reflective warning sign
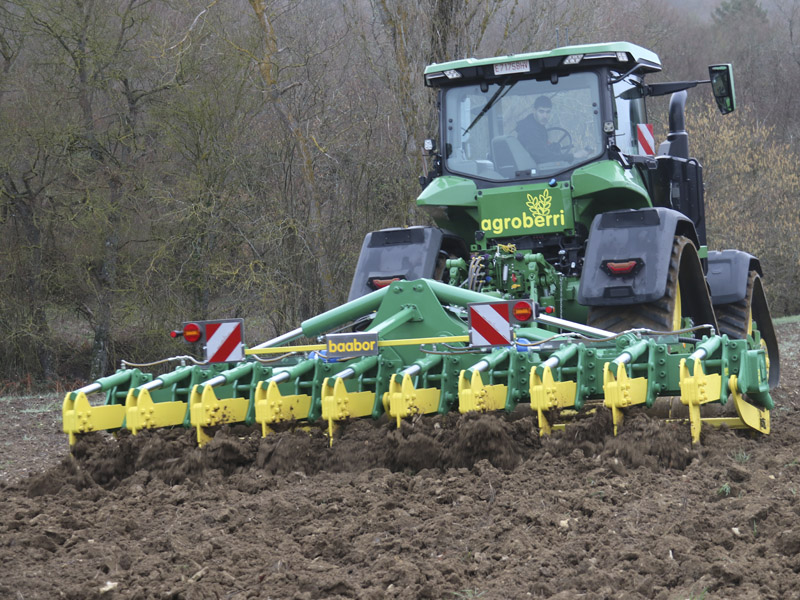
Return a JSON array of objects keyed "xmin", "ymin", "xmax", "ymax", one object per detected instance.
[
  {"xmin": 637, "ymin": 123, "xmax": 655, "ymax": 156},
  {"xmin": 205, "ymin": 320, "xmax": 245, "ymax": 363},
  {"xmin": 468, "ymin": 302, "xmax": 513, "ymax": 347}
]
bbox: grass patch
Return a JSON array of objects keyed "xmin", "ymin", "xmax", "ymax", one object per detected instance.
[
  {"xmin": 0, "ymin": 394, "xmax": 61, "ymax": 412},
  {"xmin": 732, "ymin": 449, "xmax": 751, "ymax": 464},
  {"xmin": 1, "ymin": 393, "xmax": 56, "ymax": 402},
  {"xmin": 20, "ymin": 400, "xmax": 60, "ymax": 414},
  {"xmin": 774, "ymin": 314, "xmax": 800, "ymax": 324}
]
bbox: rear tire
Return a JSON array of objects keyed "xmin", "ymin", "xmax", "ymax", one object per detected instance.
[
  {"xmin": 586, "ymin": 236, "xmax": 716, "ymax": 333},
  {"xmin": 587, "ymin": 236, "xmax": 716, "ymax": 424}
]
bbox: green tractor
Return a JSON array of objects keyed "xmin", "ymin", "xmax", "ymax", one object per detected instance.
[
  {"xmin": 63, "ymin": 43, "xmax": 778, "ymax": 448},
  {"xmin": 351, "ymin": 41, "xmax": 778, "ymax": 388}
]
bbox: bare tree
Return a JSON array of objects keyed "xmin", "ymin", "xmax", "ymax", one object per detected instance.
[{"xmin": 15, "ymin": 0, "xmax": 179, "ymax": 377}]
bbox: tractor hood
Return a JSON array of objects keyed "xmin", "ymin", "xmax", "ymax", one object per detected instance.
[{"xmin": 417, "ymin": 159, "xmax": 651, "ymax": 244}]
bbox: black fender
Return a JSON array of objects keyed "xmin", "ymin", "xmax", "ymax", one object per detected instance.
[
  {"xmin": 577, "ymin": 207, "xmax": 698, "ymax": 306},
  {"xmin": 347, "ymin": 227, "xmax": 467, "ymax": 301},
  {"xmin": 706, "ymin": 249, "xmax": 761, "ymax": 305}
]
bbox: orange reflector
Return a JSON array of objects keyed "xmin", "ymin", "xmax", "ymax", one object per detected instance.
[
  {"xmin": 512, "ymin": 301, "xmax": 533, "ymax": 322},
  {"xmin": 183, "ymin": 322, "xmax": 202, "ymax": 343}
]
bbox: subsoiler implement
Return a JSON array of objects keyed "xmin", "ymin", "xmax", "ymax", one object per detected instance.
[{"xmin": 63, "ymin": 279, "xmax": 772, "ymax": 447}]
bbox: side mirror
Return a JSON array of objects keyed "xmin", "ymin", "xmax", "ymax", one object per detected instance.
[{"xmin": 709, "ymin": 64, "xmax": 736, "ymax": 115}]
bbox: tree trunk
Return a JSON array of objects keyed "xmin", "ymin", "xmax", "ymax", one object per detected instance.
[{"xmin": 2, "ymin": 176, "xmax": 54, "ymax": 379}]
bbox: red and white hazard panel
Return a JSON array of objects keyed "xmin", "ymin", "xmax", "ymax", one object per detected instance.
[
  {"xmin": 205, "ymin": 319, "xmax": 245, "ymax": 363},
  {"xmin": 637, "ymin": 123, "xmax": 655, "ymax": 156},
  {"xmin": 468, "ymin": 302, "xmax": 512, "ymax": 347}
]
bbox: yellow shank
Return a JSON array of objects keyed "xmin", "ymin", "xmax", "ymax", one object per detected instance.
[
  {"xmin": 458, "ymin": 370, "xmax": 507, "ymax": 413},
  {"xmin": 530, "ymin": 366, "xmax": 576, "ymax": 436},
  {"xmin": 678, "ymin": 358, "xmax": 722, "ymax": 444},
  {"xmin": 189, "ymin": 384, "xmax": 249, "ymax": 446},
  {"xmin": 254, "ymin": 379, "xmax": 312, "ymax": 437},
  {"xmin": 385, "ymin": 373, "xmax": 441, "ymax": 429}
]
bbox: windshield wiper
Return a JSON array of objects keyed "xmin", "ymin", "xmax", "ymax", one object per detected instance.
[{"xmin": 463, "ymin": 80, "xmax": 515, "ymax": 135}]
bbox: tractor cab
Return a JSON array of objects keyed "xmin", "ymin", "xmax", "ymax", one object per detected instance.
[
  {"xmin": 437, "ymin": 70, "xmax": 605, "ymax": 181},
  {"xmin": 421, "ymin": 42, "xmax": 663, "ymax": 189}
]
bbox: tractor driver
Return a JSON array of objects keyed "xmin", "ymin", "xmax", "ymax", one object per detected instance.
[{"xmin": 516, "ymin": 96, "xmax": 573, "ymax": 163}]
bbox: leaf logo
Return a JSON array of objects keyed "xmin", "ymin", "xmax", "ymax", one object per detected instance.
[{"xmin": 526, "ymin": 189, "xmax": 552, "ymax": 216}]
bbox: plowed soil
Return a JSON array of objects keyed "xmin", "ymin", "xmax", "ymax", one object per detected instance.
[{"xmin": 2, "ymin": 322, "xmax": 799, "ymax": 600}]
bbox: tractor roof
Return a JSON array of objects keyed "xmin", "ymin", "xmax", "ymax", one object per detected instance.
[{"xmin": 424, "ymin": 41, "xmax": 662, "ymax": 87}]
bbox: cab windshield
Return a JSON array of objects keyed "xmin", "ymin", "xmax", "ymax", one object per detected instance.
[{"xmin": 442, "ymin": 72, "xmax": 604, "ymax": 181}]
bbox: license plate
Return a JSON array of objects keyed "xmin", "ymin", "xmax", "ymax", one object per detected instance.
[{"xmin": 493, "ymin": 60, "xmax": 530, "ymax": 76}]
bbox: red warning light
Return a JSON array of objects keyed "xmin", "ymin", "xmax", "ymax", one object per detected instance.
[
  {"xmin": 371, "ymin": 277, "xmax": 401, "ymax": 289},
  {"xmin": 544, "ymin": 306, "xmax": 555, "ymax": 314},
  {"xmin": 512, "ymin": 301, "xmax": 533, "ymax": 322},
  {"xmin": 602, "ymin": 258, "xmax": 642, "ymax": 276},
  {"xmin": 182, "ymin": 322, "xmax": 202, "ymax": 343}
]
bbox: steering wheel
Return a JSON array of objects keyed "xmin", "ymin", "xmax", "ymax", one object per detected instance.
[{"xmin": 546, "ymin": 127, "xmax": 573, "ymax": 152}]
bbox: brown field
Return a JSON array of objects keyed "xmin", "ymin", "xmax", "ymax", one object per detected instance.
[{"xmin": 1, "ymin": 322, "xmax": 798, "ymax": 600}]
